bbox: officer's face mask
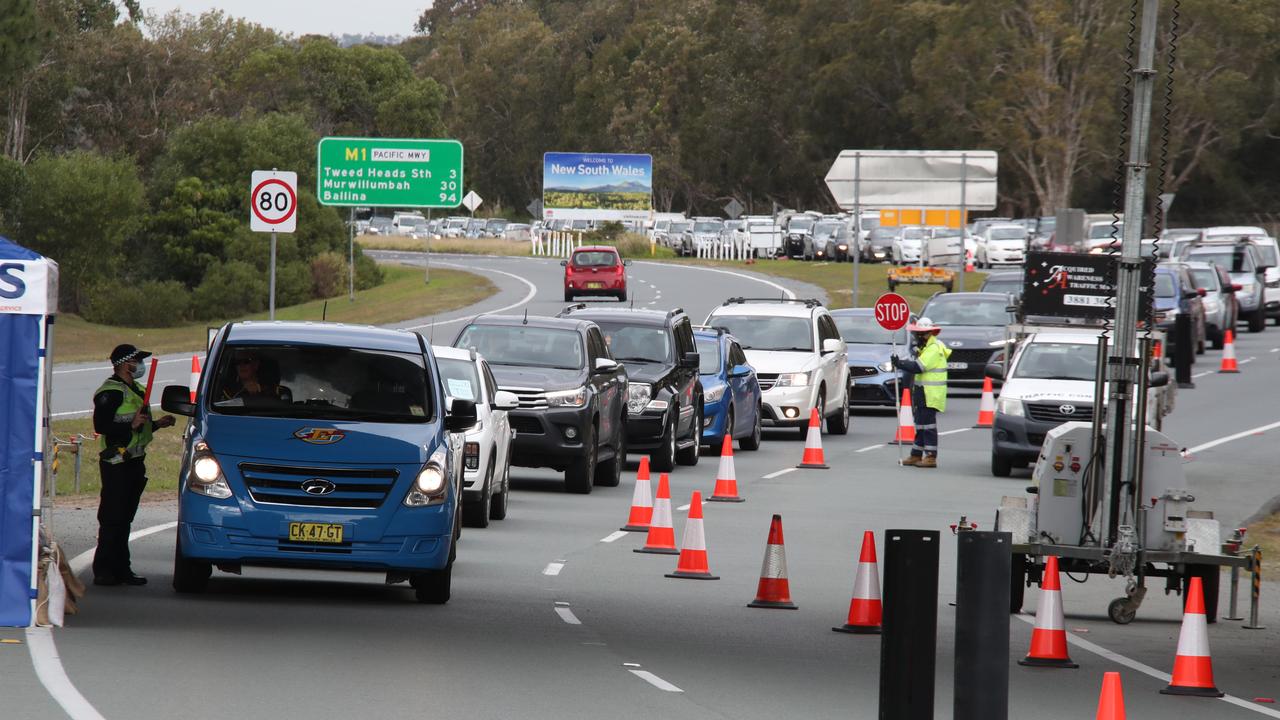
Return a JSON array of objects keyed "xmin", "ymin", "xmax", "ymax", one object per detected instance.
[{"xmin": 131, "ymin": 360, "xmax": 146, "ymax": 380}]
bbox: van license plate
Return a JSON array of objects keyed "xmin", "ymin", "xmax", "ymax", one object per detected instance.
[
  {"xmin": 288, "ymin": 522, "xmax": 344, "ymax": 544},
  {"xmin": 586, "ymin": 282, "xmax": 604, "ymax": 289},
  {"xmin": 947, "ymin": 361, "xmax": 968, "ymax": 370}
]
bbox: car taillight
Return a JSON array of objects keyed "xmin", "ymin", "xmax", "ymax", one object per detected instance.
[{"xmin": 464, "ymin": 442, "xmax": 479, "ymax": 470}]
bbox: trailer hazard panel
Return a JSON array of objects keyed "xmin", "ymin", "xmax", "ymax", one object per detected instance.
[{"xmin": 1021, "ymin": 251, "xmax": 1154, "ymax": 322}]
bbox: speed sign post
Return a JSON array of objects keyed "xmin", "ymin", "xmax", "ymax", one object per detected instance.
[
  {"xmin": 874, "ymin": 292, "xmax": 912, "ymax": 464},
  {"xmin": 250, "ymin": 169, "xmax": 298, "ymax": 320}
]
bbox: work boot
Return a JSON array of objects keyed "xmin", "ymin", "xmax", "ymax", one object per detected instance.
[
  {"xmin": 901, "ymin": 454, "xmax": 923, "ymax": 467},
  {"xmin": 919, "ymin": 455, "xmax": 937, "ymax": 469}
]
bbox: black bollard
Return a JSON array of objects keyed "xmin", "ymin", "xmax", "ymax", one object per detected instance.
[
  {"xmin": 1174, "ymin": 312, "xmax": 1194, "ymax": 388},
  {"xmin": 954, "ymin": 531, "xmax": 1012, "ymax": 720},
  {"xmin": 879, "ymin": 529, "xmax": 939, "ymax": 720}
]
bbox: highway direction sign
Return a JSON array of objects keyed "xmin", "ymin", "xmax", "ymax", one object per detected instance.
[
  {"xmin": 317, "ymin": 137, "xmax": 463, "ymax": 209},
  {"xmin": 250, "ymin": 170, "xmax": 297, "ymax": 233}
]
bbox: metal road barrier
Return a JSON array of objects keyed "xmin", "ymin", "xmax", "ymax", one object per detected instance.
[
  {"xmin": 694, "ymin": 237, "xmax": 754, "ymax": 261},
  {"xmin": 530, "ymin": 231, "xmax": 583, "ymax": 257}
]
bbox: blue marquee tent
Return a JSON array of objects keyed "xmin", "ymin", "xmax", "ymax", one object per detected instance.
[{"xmin": 0, "ymin": 235, "xmax": 57, "ymax": 626}]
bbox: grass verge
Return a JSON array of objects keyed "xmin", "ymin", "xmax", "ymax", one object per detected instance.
[
  {"xmin": 55, "ymin": 266, "xmax": 494, "ymax": 364},
  {"xmin": 1243, "ymin": 512, "xmax": 1280, "ymax": 572},
  {"xmin": 48, "ymin": 417, "xmax": 184, "ymax": 502},
  {"xmin": 674, "ymin": 258, "xmax": 988, "ymax": 312}
]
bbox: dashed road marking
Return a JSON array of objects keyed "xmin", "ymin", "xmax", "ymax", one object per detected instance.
[
  {"xmin": 1270, "ymin": 348, "xmax": 1279, "ymax": 353},
  {"xmin": 939, "ymin": 428, "xmax": 971, "ymax": 437},
  {"xmin": 543, "ymin": 561, "xmax": 566, "ymax": 576},
  {"xmin": 403, "ymin": 264, "xmax": 537, "ymax": 331},
  {"xmin": 1182, "ymin": 419, "xmax": 1280, "ymax": 457},
  {"xmin": 600, "ymin": 530, "xmax": 629, "ymax": 543},
  {"xmin": 554, "ymin": 602, "xmax": 582, "ymax": 625},
  {"xmin": 856, "ymin": 444, "xmax": 885, "ymax": 453},
  {"xmin": 677, "ymin": 504, "xmax": 690, "ymax": 512},
  {"xmin": 762, "ymin": 468, "xmax": 796, "ymax": 479},
  {"xmin": 626, "ymin": 667, "xmax": 684, "ymax": 693}
]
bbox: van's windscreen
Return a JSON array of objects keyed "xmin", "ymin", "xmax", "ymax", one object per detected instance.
[{"xmin": 210, "ymin": 345, "xmax": 431, "ymax": 422}]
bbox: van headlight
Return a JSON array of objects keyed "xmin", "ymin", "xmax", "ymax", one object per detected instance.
[
  {"xmin": 188, "ymin": 440, "xmax": 232, "ymax": 499},
  {"xmin": 404, "ymin": 447, "xmax": 449, "ymax": 507},
  {"xmin": 997, "ymin": 397, "xmax": 1024, "ymax": 418},
  {"xmin": 547, "ymin": 386, "xmax": 587, "ymax": 408},
  {"xmin": 775, "ymin": 371, "xmax": 811, "ymax": 388}
]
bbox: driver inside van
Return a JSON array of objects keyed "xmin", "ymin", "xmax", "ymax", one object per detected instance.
[{"xmin": 221, "ymin": 352, "xmax": 292, "ymax": 402}]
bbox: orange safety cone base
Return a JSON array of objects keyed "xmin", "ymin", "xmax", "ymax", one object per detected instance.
[
  {"xmin": 795, "ymin": 461, "xmax": 830, "ymax": 469},
  {"xmin": 749, "ymin": 598, "xmax": 798, "ymax": 609},
  {"xmin": 634, "ymin": 546, "xmax": 679, "ymax": 556},
  {"xmin": 1160, "ymin": 684, "xmax": 1224, "ymax": 698},
  {"xmin": 1018, "ymin": 655, "xmax": 1078, "ymax": 669},
  {"xmin": 665, "ymin": 570, "xmax": 720, "ymax": 580},
  {"xmin": 706, "ymin": 495, "xmax": 746, "ymax": 503},
  {"xmin": 832, "ymin": 623, "xmax": 880, "ymax": 634},
  {"xmin": 620, "ymin": 523, "xmax": 650, "ymax": 532},
  {"xmin": 1219, "ymin": 367, "xmax": 1239, "ymax": 374}
]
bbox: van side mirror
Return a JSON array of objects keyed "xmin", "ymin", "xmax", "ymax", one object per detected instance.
[
  {"xmin": 445, "ymin": 398, "xmax": 478, "ymax": 432},
  {"xmin": 984, "ymin": 363, "xmax": 1005, "ymax": 381},
  {"xmin": 729, "ymin": 364, "xmax": 752, "ymax": 378},
  {"xmin": 161, "ymin": 385, "xmax": 195, "ymax": 417}
]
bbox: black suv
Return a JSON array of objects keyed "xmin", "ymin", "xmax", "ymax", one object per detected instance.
[
  {"xmin": 453, "ymin": 315, "xmax": 628, "ymax": 494},
  {"xmin": 560, "ymin": 305, "xmax": 702, "ymax": 472}
]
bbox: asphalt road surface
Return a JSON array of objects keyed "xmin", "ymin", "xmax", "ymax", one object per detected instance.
[{"xmin": 8, "ymin": 253, "xmax": 1280, "ymax": 719}]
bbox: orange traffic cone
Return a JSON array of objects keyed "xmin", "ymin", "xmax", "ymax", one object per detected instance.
[
  {"xmin": 974, "ymin": 377, "xmax": 995, "ymax": 428},
  {"xmin": 1160, "ymin": 576, "xmax": 1223, "ymax": 697},
  {"xmin": 620, "ymin": 456, "xmax": 653, "ymax": 532},
  {"xmin": 189, "ymin": 355, "xmax": 202, "ymax": 403},
  {"xmin": 1096, "ymin": 672, "xmax": 1126, "ymax": 720},
  {"xmin": 1219, "ymin": 330, "xmax": 1239, "ymax": 373},
  {"xmin": 1019, "ymin": 555, "xmax": 1078, "ymax": 668},
  {"xmin": 796, "ymin": 408, "xmax": 829, "ymax": 469},
  {"xmin": 708, "ymin": 435, "xmax": 745, "ymax": 502},
  {"xmin": 748, "ymin": 514, "xmax": 797, "ymax": 609},
  {"xmin": 634, "ymin": 473, "xmax": 678, "ymax": 555},
  {"xmin": 890, "ymin": 388, "xmax": 916, "ymax": 444},
  {"xmin": 665, "ymin": 491, "xmax": 719, "ymax": 580},
  {"xmin": 833, "ymin": 530, "xmax": 882, "ymax": 634}
]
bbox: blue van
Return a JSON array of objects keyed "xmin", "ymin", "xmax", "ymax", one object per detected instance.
[{"xmin": 160, "ymin": 322, "xmax": 475, "ymax": 603}]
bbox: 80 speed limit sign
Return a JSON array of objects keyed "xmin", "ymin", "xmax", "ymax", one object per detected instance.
[{"xmin": 250, "ymin": 170, "xmax": 298, "ymax": 233}]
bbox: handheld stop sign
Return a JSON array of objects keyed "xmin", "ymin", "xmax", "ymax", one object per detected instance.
[{"xmin": 874, "ymin": 292, "xmax": 910, "ymax": 331}]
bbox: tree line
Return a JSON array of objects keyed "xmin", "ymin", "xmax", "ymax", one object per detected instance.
[{"xmin": 2, "ymin": 0, "xmax": 1278, "ymax": 323}]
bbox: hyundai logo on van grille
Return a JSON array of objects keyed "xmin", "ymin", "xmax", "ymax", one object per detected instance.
[
  {"xmin": 293, "ymin": 427, "xmax": 346, "ymax": 445},
  {"xmin": 301, "ymin": 479, "xmax": 337, "ymax": 496}
]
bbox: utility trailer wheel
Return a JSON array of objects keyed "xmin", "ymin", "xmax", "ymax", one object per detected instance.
[{"xmin": 1108, "ymin": 597, "xmax": 1137, "ymax": 625}]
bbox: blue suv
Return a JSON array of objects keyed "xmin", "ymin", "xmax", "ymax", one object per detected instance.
[
  {"xmin": 160, "ymin": 322, "xmax": 476, "ymax": 604},
  {"xmin": 694, "ymin": 328, "xmax": 762, "ymax": 453}
]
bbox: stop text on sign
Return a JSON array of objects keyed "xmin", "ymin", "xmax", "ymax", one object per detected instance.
[{"xmin": 874, "ymin": 292, "xmax": 910, "ymax": 331}]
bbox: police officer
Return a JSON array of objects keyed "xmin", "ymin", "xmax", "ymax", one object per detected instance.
[
  {"xmin": 91, "ymin": 345, "xmax": 176, "ymax": 586},
  {"xmin": 891, "ymin": 318, "xmax": 950, "ymax": 468}
]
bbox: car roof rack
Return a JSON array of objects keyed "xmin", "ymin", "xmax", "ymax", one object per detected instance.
[{"xmin": 722, "ymin": 297, "xmax": 822, "ymax": 308}]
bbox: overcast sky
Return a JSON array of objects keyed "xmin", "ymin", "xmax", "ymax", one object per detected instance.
[{"xmin": 139, "ymin": 0, "xmax": 427, "ymax": 38}]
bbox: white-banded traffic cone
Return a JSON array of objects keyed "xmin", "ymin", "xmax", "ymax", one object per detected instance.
[
  {"xmin": 189, "ymin": 355, "xmax": 202, "ymax": 403},
  {"xmin": 1018, "ymin": 555, "xmax": 1078, "ymax": 668},
  {"xmin": 708, "ymin": 434, "xmax": 745, "ymax": 502},
  {"xmin": 796, "ymin": 408, "xmax": 829, "ymax": 469},
  {"xmin": 1219, "ymin": 330, "xmax": 1239, "ymax": 373},
  {"xmin": 665, "ymin": 491, "xmax": 719, "ymax": 580},
  {"xmin": 974, "ymin": 377, "xmax": 995, "ymax": 428},
  {"xmin": 890, "ymin": 388, "xmax": 916, "ymax": 444},
  {"xmin": 833, "ymin": 530, "xmax": 882, "ymax": 634},
  {"xmin": 620, "ymin": 456, "xmax": 653, "ymax": 532},
  {"xmin": 1160, "ymin": 576, "xmax": 1223, "ymax": 697},
  {"xmin": 748, "ymin": 514, "xmax": 796, "ymax": 609},
  {"xmin": 634, "ymin": 473, "xmax": 678, "ymax": 555}
]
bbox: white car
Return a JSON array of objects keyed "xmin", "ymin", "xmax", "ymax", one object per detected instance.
[
  {"xmin": 433, "ymin": 346, "xmax": 517, "ymax": 528},
  {"xmin": 1196, "ymin": 228, "xmax": 1280, "ymax": 325},
  {"xmin": 704, "ymin": 298, "xmax": 850, "ymax": 438},
  {"xmin": 892, "ymin": 226, "xmax": 927, "ymax": 264},
  {"xmin": 976, "ymin": 224, "xmax": 1029, "ymax": 267}
]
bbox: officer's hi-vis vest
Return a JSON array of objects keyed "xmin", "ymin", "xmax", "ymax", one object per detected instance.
[
  {"xmin": 96, "ymin": 377, "xmax": 153, "ymax": 463},
  {"xmin": 914, "ymin": 336, "xmax": 952, "ymax": 412}
]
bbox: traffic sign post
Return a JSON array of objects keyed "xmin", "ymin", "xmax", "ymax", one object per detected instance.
[
  {"xmin": 875, "ymin": 292, "xmax": 911, "ymax": 465},
  {"xmin": 250, "ymin": 169, "xmax": 298, "ymax": 320}
]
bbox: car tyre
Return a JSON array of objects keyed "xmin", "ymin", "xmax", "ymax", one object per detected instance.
[
  {"xmin": 172, "ymin": 535, "xmax": 212, "ymax": 594},
  {"xmin": 707, "ymin": 406, "xmax": 730, "ymax": 456},
  {"xmin": 739, "ymin": 404, "xmax": 762, "ymax": 451},
  {"xmin": 991, "ymin": 452, "xmax": 1013, "ymax": 478},
  {"xmin": 462, "ymin": 459, "xmax": 493, "ymax": 528},
  {"xmin": 827, "ymin": 389, "xmax": 850, "ymax": 435},
  {"xmin": 564, "ymin": 423, "xmax": 596, "ymax": 494},
  {"xmin": 676, "ymin": 403, "xmax": 702, "ymax": 466},
  {"xmin": 1211, "ymin": 327, "xmax": 1224, "ymax": 350},
  {"xmin": 1248, "ymin": 306, "xmax": 1266, "ymax": 333},
  {"xmin": 618, "ymin": 290, "xmax": 627, "ymax": 303},
  {"xmin": 800, "ymin": 391, "xmax": 825, "ymax": 440},
  {"xmin": 594, "ymin": 419, "xmax": 625, "ymax": 487},
  {"xmin": 410, "ymin": 564, "xmax": 452, "ymax": 604},
  {"xmin": 489, "ymin": 454, "xmax": 509, "ymax": 520},
  {"xmin": 563, "ymin": 291, "xmax": 573, "ymax": 303},
  {"xmin": 651, "ymin": 413, "xmax": 678, "ymax": 473}
]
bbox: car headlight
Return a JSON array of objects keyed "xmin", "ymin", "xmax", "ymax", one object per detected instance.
[
  {"xmin": 1267, "ymin": 279, "xmax": 1280, "ymax": 289},
  {"xmin": 704, "ymin": 384, "xmax": 726, "ymax": 403},
  {"xmin": 404, "ymin": 447, "xmax": 449, "ymax": 507},
  {"xmin": 775, "ymin": 371, "xmax": 811, "ymax": 388},
  {"xmin": 878, "ymin": 360, "xmax": 894, "ymax": 373},
  {"xmin": 627, "ymin": 383, "xmax": 652, "ymax": 414},
  {"xmin": 547, "ymin": 386, "xmax": 587, "ymax": 408},
  {"xmin": 188, "ymin": 440, "xmax": 232, "ymax": 499},
  {"xmin": 997, "ymin": 397, "xmax": 1024, "ymax": 417}
]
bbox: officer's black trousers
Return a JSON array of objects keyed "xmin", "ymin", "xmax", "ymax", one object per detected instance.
[
  {"xmin": 910, "ymin": 390, "xmax": 939, "ymax": 457},
  {"xmin": 93, "ymin": 456, "xmax": 148, "ymax": 579}
]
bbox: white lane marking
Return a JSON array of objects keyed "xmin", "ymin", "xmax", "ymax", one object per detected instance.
[
  {"xmin": 1182, "ymin": 419, "xmax": 1280, "ymax": 457},
  {"xmin": 762, "ymin": 468, "xmax": 796, "ymax": 479},
  {"xmin": 1270, "ymin": 348, "xmax": 1279, "ymax": 353},
  {"xmin": 632, "ymin": 261, "xmax": 796, "ymax": 299},
  {"xmin": 52, "ymin": 410, "xmax": 91, "ymax": 418},
  {"xmin": 600, "ymin": 530, "xmax": 628, "ymax": 543},
  {"xmin": 1014, "ymin": 615, "xmax": 1280, "ymax": 719},
  {"xmin": 554, "ymin": 605, "xmax": 582, "ymax": 625},
  {"xmin": 1241, "ymin": 356, "xmax": 1256, "ymax": 365},
  {"xmin": 676, "ymin": 504, "xmax": 690, "ymax": 512},
  {"xmin": 32, "ymin": 521, "xmax": 176, "ymax": 720},
  {"xmin": 939, "ymin": 428, "xmax": 971, "ymax": 437},
  {"xmin": 54, "ymin": 357, "xmax": 187, "ymax": 376},
  {"xmin": 628, "ymin": 669, "xmax": 684, "ymax": 693},
  {"xmin": 402, "ymin": 263, "xmax": 538, "ymax": 331},
  {"xmin": 25, "ymin": 628, "xmax": 105, "ymax": 720},
  {"xmin": 1192, "ymin": 369, "xmax": 1214, "ymax": 379},
  {"xmin": 856, "ymin": 444, "xmax": 885, "ymax": 453},
  {"xmin": 543, "ymin": 561, "xmax": 566, "ymax": 576}
]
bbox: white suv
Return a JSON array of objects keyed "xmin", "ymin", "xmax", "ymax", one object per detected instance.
[{"xmin": 705, "ymin": 298, "xmax": 850, "ymax": 438}]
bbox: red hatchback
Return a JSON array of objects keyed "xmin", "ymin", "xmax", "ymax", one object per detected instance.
[{"xmin": 563, "ymin": 246, "xmax": 630, "ymax": 302}]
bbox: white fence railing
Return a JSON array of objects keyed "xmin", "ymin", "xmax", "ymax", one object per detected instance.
[
  {"xmin": 694, "ymin": 237, "xmax": 755, "ymax": 260},
  {"xmin": 531, "ymin": 231, "xmax": 584, "ymax": 257}
]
